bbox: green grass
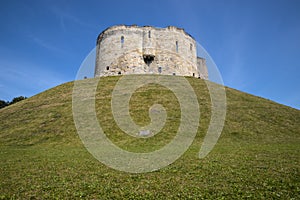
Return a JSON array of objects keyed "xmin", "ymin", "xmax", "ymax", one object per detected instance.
[{"xmin": 0, "ymin": 76, "xmax": 300, "ymax": 199}]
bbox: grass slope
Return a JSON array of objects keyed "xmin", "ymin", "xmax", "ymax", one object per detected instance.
[{"xmin": 0, "ymin": 76, "xmax": 299, "ymax": 199}]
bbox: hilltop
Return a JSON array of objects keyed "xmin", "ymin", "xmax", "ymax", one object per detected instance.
[{"xmin": 0, "ymin": 76, "xmax": 299, "ymax": 199}]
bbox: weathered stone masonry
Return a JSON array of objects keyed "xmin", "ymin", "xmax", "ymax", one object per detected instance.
[{"xmin": 94, "ymin": 25, "xmax": 208, "ymax": 79}]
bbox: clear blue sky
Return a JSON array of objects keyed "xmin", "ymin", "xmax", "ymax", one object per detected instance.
[{"xmin": 0, "ymin": 0, "xmax": 299, "ymax": 109}]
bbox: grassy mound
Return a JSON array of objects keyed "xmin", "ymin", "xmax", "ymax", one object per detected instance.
[{"xmin": 0, "ymin": 76, "xmax": 299, "ymax": 199}]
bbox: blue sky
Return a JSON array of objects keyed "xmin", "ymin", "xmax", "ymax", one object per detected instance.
[{"xmin": 0, "ymin": 0, "xmax": 299, "ymax": 109}]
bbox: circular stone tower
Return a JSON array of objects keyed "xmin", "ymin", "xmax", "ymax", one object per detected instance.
[{"xmin": 94, "ymin": 25, "xmax": 208, "ymax": 79}]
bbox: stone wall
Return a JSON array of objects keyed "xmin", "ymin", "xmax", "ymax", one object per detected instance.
[
  {"xmin": 197, "ymin": 57, "xmax": 208, "ymax": 79},
  {"xmin": 94, "ymin": 25, "xmax": 208, "ymax": 79}
]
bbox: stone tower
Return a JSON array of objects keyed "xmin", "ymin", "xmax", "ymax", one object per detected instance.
[{"xmin": 94, "ymin": 25, "xmax": 208, "ymax": 79}]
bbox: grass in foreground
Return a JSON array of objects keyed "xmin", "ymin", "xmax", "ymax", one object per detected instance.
[{"xmin": 0, "ymin": 76, "xmax": 300, "ymax": 199}]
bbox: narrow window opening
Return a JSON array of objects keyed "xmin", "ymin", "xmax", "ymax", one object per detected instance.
[
  {"xmin": 175, "ymin": 41, "xmax": 178, "ymax": 53},
  {"xmin": 190, "ymin": 43, "xmax": 193, "ymax": 51},
  {"xmin": 173, "ymin": 72, "xmax": 176, "ymax": 76},
  {"xmin": 158, "ymin": 66, "xmax": 162, "ymax": 73},
  {"xmin": 106, "ymin": 66, "xmax": 109, "ymax": 70},
  {"xmin": 193, "ymin": 73, "xmax": 195, "ymax": 77},
  {"xmin": 148, "ymin": 31, "xmax": 151, "ymax": 38},
  {"xmin": 118, "ymin": 71, "xmax": 121, "ymax": 75},
  {"xmin": 121, "ymin": 36, "xmax": 124, "ymax": 48}
]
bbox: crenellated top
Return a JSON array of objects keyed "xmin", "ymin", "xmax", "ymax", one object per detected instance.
[{"xmin": 96, "ymin": 25, "xmax": 195, "ymax": 45}]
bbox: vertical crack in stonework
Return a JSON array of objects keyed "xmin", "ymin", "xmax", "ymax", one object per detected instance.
[{"xmin": 94, "ymin": 25, "xmax": 208, "ymax": 79}]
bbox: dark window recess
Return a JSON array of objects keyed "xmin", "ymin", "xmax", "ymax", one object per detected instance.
[
  {"xmin": 143, "ymin": 55, "xmax": 155, "ymax": 66},
  {"xmin": 190, "ymin": 43, "xmax": 193, "ymax": 51},
  {"xmin": 176, "ymin": 41, "xmax": 179, "ymax": 53},
  {"xmin": 193, "ymin": 73, "xmax": 195, "ymax": 77},
  {"xmin": 106, "ymin": 66, "xmax": 109, "ymax": 70},
  {"xmin": 148, "ymin": 31, "xmax": 151, "ymax": 38},
  {"xmin": 118, "ymin": 71, "xmax": 121, "ymax": 75},
  {"xmin": 173, "ymin": 72, "xmax": 176, "ymax": 76},
  {"xmin": 121, "ymin": 36, "xmax": 124, "ymax": 48},
  {"xmin": 158, "ymin": 66, "xmax": 162, "ymax": 73}
]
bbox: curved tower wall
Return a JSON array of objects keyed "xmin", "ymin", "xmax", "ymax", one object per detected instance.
[{"xmin": 95, "ymin": 25, "xmax": 208, "ymax": 78}]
